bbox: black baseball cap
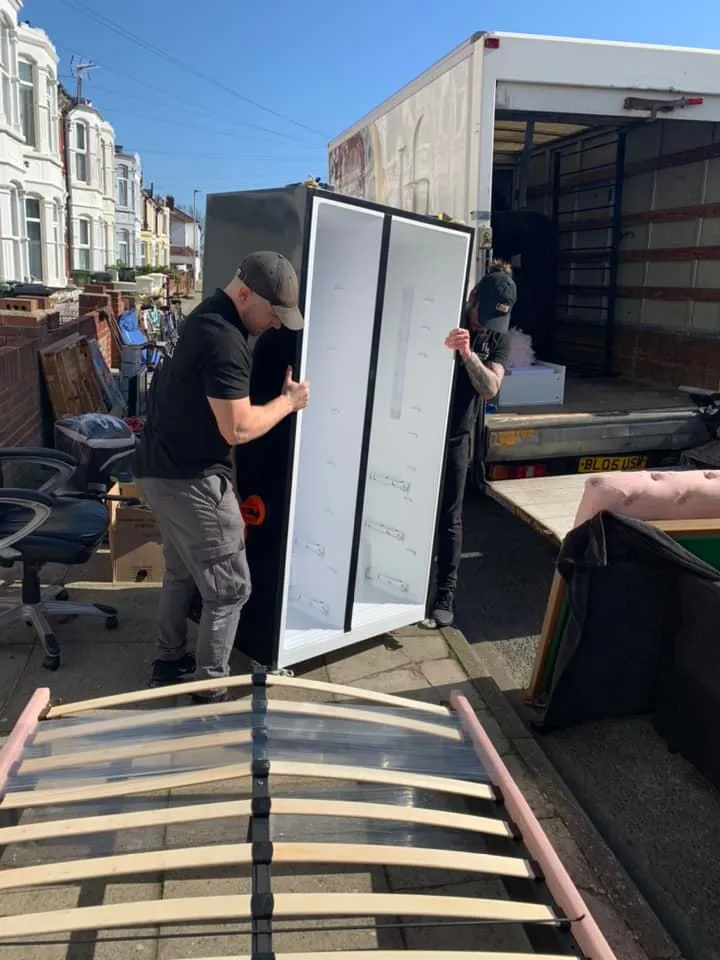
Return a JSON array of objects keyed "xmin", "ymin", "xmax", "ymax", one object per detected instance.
[
  {"xmin": 470, "ymin": 269, "xmax": 517, "ymax": 333},
  {"xmin": 238, "ymin": 251, "xmax": 304, "ymax": 331}
]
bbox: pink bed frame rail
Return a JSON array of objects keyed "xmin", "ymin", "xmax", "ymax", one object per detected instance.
[
  {"xmin": 451, "ymin": 689, "xmax": 617, "ymax": 960},
  {"xmin": 0, "ymin": 687, "xmax": 50, "ymax": 801}
]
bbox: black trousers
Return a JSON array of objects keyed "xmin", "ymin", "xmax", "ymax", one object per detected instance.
[{"xmin": 435, "ymin": 432, "xmax": 472, "ymax": 596}]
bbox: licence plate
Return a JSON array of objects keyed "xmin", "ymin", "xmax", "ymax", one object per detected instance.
[{"xmin": 578, "ymin": 455, "xmax": 648, "ymax": 473}]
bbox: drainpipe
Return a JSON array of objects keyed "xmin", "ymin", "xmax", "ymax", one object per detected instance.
[{"xmin": 61, "ymin": 105, "xmax": 74, "ymax": 277}]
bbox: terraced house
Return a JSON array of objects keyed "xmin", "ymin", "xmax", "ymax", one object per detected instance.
[
  {"xmin": 62, "ymin": 90, "xmax": 115, "ymax": 276},
  {"xmin": 139, "ymin": 186, "xmax": 170, "ymax": 268},
  {"xmin": 114, "ymin": 145, "xmax": 142, "ymax": 268},
  {"xmin": 0, "ymin": 0, "xmax": 65, "ymax": 285}
]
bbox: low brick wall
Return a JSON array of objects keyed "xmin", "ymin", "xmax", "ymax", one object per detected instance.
[{"xmin": 0, "ymin": 337, "xmax": 42, "ymax": 448}]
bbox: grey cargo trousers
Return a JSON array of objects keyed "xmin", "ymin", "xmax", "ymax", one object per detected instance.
[{"xmin": 137, "ymin": 474, "xmax": 251, "ymax": 686}]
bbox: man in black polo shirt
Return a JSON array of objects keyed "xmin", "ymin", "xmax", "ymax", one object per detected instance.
[
  {"xmin": 428, "ymin": 260, "xmax": 516, "ymax": 627},
  {"xmin": 134, "ymin": 252, "xmax": 310, "ymax": 702}
]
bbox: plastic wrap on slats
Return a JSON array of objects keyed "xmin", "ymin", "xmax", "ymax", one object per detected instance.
[
  {"xmin": 7, "ymin": 708, "xmax": 483, "ymax": 793},
  {"xmin": 0, "ymin": 785, "xmax": 516, "ymax": 868}
]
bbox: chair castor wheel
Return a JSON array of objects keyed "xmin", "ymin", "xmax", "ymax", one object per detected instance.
[
  {"xmin": 42, "ymin": 649, "xmax": 60, "ymax": 671},
  {"xmin": 105, "ymin": 615, "xmax": 119, "ymax": 631},
  {"xmin": 55, "ymin": 589, "xmax": 69, "ymax": 601}
]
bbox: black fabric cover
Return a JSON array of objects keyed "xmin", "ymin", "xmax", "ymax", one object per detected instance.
[
  {"xmin": 654, "ymin": 572, "xmax": 720, "ymax": 789},
  {"xmin": 202, "ymin": 185, "xmax": 311, "ymax": 667},
  {"xmin": 540, "ymin": 512, "xmax": 720, "ymax": 787},
  {"xmin": 234, "ymin": 325, "xmax": 301, "ymax": 666}
]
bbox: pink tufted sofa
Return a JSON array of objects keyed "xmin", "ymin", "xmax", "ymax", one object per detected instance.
[{"xmin": 573, "ymin": 469, "xmax": 720, "ymax": 530}]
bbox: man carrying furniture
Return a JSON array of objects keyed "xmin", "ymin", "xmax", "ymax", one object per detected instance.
[
  {"xmin": 134, "ymin": 252, "xmax": 310, "ymax": 703},
  {"xmin": 428, "ymin": 259, "xmax": 516, "ymax": 627}
]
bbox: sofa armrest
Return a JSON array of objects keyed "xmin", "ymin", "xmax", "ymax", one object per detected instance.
[
  {"xmin": 0, "ymin": 448, "xmax": 77, "ymax": 494},
  {"xmin": 0, "ymin": 489, "xmax": 54, "ymax": 554}
]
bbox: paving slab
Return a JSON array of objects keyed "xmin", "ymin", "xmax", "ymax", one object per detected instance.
[{"xmin": 325, "ymin": 635, "xmax": 413, "ymax": 684}]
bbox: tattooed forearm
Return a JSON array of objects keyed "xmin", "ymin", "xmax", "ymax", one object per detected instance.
[{"xmin": 461, "ymin": 352, "xmax": 501, "ymax": 399}]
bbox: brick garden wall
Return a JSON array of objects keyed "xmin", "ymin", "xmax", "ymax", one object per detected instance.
[{"xmin": 0, "ymin": 294, "xmax": 115, "ymax": 448}]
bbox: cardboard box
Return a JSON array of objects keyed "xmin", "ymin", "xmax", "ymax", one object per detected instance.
[{"xmin": 108, "ymin": 482, "xmax": 165, "ymax": 583}]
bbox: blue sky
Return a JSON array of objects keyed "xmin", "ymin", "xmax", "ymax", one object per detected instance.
[{"xmin": 23, "ymin": 0, "xmax": 717, "ymax": 213}]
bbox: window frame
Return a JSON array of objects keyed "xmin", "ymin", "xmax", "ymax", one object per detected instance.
[
  {"xmin": 0, "ymin": 15, "xmax": 14, "ymax": 127},
  {"xmin": 75, "ymin": 120, "xmax": 89, "ymax": 183},
  {"xmin": 52, "ymin": 199, "xmax": 62, "ymax": 280},
  {"xmin": 117, "ymin": 227, "xmax": 130, "ymax": 266},
  {"xmin": 118, "ymin": 164, "xmax": 129, "ymax": 207},
  {"xmin": 18, "ymin": 56, "xmax": 36, "ymax": 147},
  {"xmin": 25, "ymin": 196, "xmax": 43, "ymax": 280},
  {"xmin": 45, "ymin": 70, "xmax": 56, "ymax": 153},
  {"xmin": 7, "ymin": 182, "xmax": 25, "ymax": 280},
  {"xmin": 76, "ymin": 216, "xmax": 92, "ymax": 271}
]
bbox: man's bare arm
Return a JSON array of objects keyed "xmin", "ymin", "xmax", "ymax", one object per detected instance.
[
  {"xmin": 460, "ymin": 354, "xmax": 506, "ymax": 400},
  {"xmin": 209, "ymin": 367, "xmax": 310, "ymax": 445},
  {"xmin": 208, "ymin": 394, "xmax": 295, "ymax": 445}
]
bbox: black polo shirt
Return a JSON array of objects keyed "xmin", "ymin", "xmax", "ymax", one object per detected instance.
[
  {"xmin": 448, "ymin": 329, "xmax": 510, "ymax": 438},
  {"xmin": 134, "ymin": 290, "xmax": 252, "ymax": 480}
]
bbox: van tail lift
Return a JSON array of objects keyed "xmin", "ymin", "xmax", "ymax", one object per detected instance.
[{"xmin": 624, "ymin": 94, "xmax": 704, "ymax": 119}]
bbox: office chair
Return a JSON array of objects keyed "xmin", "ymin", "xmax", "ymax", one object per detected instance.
[{"xmin": 0, "ymin": 447, "xmax": 119, "ymax": 670}]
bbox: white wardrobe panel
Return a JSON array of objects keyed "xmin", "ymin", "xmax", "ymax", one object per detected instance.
[
  {"xmin": 278, "ymin": 198, "xmax": 385, "ymax": 666},
  {"xmin": 352, "ymin": 216, "xmax": 471, "ymax": 632}
]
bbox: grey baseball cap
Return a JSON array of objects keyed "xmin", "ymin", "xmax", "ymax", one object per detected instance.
[{"xmin": 238, "ymin": 251, "xmax": 304, "ymax": 331}]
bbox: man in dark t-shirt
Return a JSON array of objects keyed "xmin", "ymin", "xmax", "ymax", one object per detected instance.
[
  {"xmin": 134, "ymin": 252, "xmax": 310, "ymax": 701},
  {"xmin": 428, "ymin": 261, "xmax": 516, "ymax": 627}
]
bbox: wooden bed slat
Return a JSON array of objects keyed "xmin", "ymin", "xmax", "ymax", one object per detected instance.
[
  {"xmin": 0, "ymin": 796, "xmax": 512, "ymax": 847},
  {"xmin": 45, "ymin": 674, "xmax": 451, "ymax": 718},
  {"xmin": 1, "ymin": 759, "xmax": 495, "ymax": 811},
  {"xmin": 33, "ymin": 697, "xmax": 462, "ymax": 746},
  {"xmin": 19, "ymin": 727, "xmax": 253, "ymax": 774},
  {"xmin": 0, "ymin": 891, "xmax": 556, "ymax": 938},
  {"xmin": 171, "ymin": 953, "xmax": 571, "ymax": 960},
  {"xmin": 0, "ymin": 841, "xmax": 535, "ymax": 892}
]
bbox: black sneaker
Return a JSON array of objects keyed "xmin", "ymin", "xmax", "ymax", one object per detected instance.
[
  {"xmin": 431, "ymin": 591, "xmax": 454, "ymax": 628},
  {"xmin": 190, "ymin": 690, "xmax": 232, "ymax": 705},
  {"xmin": 149, "ymin": 653, "xmax": 196, "ymax": 688}
]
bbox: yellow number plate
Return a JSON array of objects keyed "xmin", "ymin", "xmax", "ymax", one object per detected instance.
[{"xmin": 578, "ymin": 455, "xmax": 648, "ymax": 473}]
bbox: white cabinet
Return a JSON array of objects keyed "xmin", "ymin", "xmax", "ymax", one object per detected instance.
[{"xmin": 203, "ymin": 187, "xmax": 473, "ymax": 670}]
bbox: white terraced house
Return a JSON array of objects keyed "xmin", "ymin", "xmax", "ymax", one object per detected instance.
[{"xmin": 0, "ymin": 0, "xmax": 65, "ymax": 285}]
